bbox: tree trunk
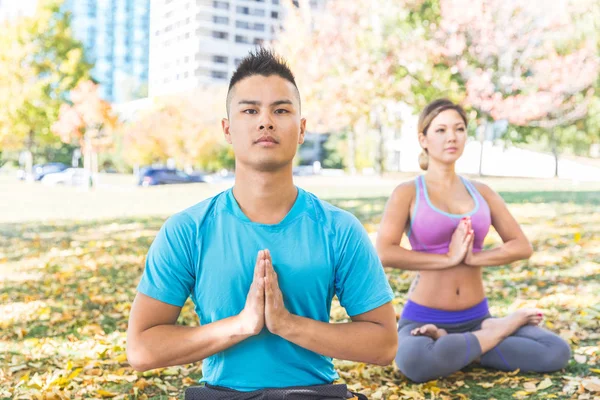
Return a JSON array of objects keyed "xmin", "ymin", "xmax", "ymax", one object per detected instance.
[
  {"xmin": 478, "ymin": 119, "xmax": 487, "ymax": 177},
  {"xmin": 551, "ymin": 130, "xmax": 559, "ymax": 178},
  {"xmin": 374, "ymin": 111, "xmax": 385, "ymax": 176},
  {"xmin": 347, "ymin": 129, "xmax": 356, "ymax": 174},
  {"xmin": 375, "ymin": 127, "xmax": 385, "ymax": 176},
  {"xmin": 83, "ymin": 131, "xmax": 92, "ymax": 189},
  {"xmin": 25, "ymin": 130, "xmax": 34, "ymax": 181}
]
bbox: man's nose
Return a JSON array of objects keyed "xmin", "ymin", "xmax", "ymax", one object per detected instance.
[{"xmin": 259, "ymin": 114, "xmax": 274, "ymax": 130}]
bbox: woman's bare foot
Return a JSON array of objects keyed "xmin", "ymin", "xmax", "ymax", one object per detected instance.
[
  {"xmin": 411, "ymin": 324, "xmax": 448, "ymax": 340},
  {"xmin": 471, "ymin": 309, "xmax": 544, "ymax": 354},
  {"xmin": 481, "ymin": 309, "xmax": 543, "ymax": 338}
]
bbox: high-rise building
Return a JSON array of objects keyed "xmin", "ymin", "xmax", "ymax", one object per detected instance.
[
  {"xmin": 148, "ymin": 0, "xmax": 323, "ymax": 97},
  {"xmin": 64, "ymin": 0, "xmax": 150, "ymax": 103}
]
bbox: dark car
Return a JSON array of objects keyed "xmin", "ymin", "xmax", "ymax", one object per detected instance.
[
  {"xmin": 138, "ymin": 168, "xmax": 206, "ymax": 186},
  {"xmin": 32, "ymin": 162, "xmax": 68, "ymax": 181}
]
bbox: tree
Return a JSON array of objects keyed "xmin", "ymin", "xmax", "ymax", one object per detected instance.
[
  {"xmin": 122, "ymin": 85, "xmax": 234, "ymax": 172},
  {"xmin": 0, "ymin": 0, "xmax": 92, "ymax": 174},
  {"xmin": 51, "ymin": 80, "xmax": 117, "ymax": 187},
  {"xmin": 435, "ymin": 0, "xmax": 599, "ymax": 176},
  {"xmin": 275, "ymin": 0, "xmax": 462, "ymax": 174}
]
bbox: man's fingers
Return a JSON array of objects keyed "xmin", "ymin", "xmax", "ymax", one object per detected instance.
[
  {"xmin": 266, "ymin": 259, "xmax": 280, "ymax": 291},
  {"xmin": 257, "ymin": 277, "xmax": 264, "ymax": 299},
  {"xmin": 258, "ymin": 259, "xmax": 266, "ymax": 281},
  {"xmin": 253, "ymin": 250, "xmax": 265, "ymax": 279}
]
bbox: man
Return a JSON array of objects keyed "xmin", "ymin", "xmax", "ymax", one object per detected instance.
[{"xmin": 126, "ymin": 48, "xmax": 397, "ymax": 399}]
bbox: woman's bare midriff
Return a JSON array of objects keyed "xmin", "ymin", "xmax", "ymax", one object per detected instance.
[{"xmin": 408, "ymin": 264, "xmax": 486, "ymax": 311}]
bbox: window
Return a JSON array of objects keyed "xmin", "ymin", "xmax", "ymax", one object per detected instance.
[
  {"xmin": 236, "ymin": 6, "xmax": 249, "ymax": 14},
  {"xmin": 213, "ymin": 55, "xmax": 228, "ymax": 64},
  {"xmin": 213, "ymin": 15, "xmax": 229, "ymax": 24},
  {"xmin": 236, "ymin": 21, "xmax": 264, "ymax": 31},
  {"xmin": 236, "ymin": 21, "xmax": 249, "ymax": 29},
  {"xmin": 253, "ymin": 38, "xmax": 264, "ymax": 45},
  {"xmin": 272, "ymin": 0, "xmax": 279, "ymax": 4},
  {"xmin": 211, "ymin": 71, "xmax": 228, "ymax": 79},
  {"xmin": 271, "ymin": 11, "xmax": 278, "ymax": 18},
  {"xmin": 235, "ymin": 58, "xmax": 242, "ymax": 66},
  {"xmin": 213, "ymin": 0, "xmax": 229, "ymax": 9},
  {"xmin": 212, "ymin": 31, "xmax": 228, "ymax": 39},
  {"xmin": 235, "ymin": 35, "xmax": 250, "ymax": 44}
]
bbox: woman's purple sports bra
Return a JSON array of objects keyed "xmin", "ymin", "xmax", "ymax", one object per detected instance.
[{"xmin": 407, "ymin": 175, "xmax": 491, "ymax": 254}]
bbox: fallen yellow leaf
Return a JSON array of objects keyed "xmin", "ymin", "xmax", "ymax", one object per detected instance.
[
  {"xmin": 96, "ymin": 389, "xmax": 118, "ymax": 398},
  {"xmin": 537, "ymin": 378, "xmax": 553, "ymax": 391},
  {"xmin": 523, "ymin": 382, "xmax": 537, "ymax": 392},
  {"xmin": 582, "ymin": 378, "xmax": 600, "ymax": 392}
]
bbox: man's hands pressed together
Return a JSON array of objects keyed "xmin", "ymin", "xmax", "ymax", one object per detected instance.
[
  {"xmin": 233, "ymin": 248, "xmax": 396, "ymax": 366},
  {"xmin": 264, "ymin": 249, "xmax": 293, "ymax": 335},
  {"xmin": 238, "ymin": 250, "xmax": 267, "ymax": 335},
  {"xmin": 238, "ymin": 249, "xmax": 292, "ymax": 337}
]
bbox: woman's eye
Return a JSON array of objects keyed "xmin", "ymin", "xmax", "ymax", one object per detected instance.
[{"xmin": 436, "ymin": 129, "xmax": 444, "ymax": 133}]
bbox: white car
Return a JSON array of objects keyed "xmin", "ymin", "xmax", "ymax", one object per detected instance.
[{"xmin": 41, "ymin": 168, "xmax": 89, "ymax": 186}]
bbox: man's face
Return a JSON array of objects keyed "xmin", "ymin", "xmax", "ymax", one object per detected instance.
[{"xmin": 223, "ymin": 75, "xmax": 306, "ymax": 172}]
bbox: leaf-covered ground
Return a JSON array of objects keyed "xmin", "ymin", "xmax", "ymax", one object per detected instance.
[{"xmin": 1, "ymin": 185, "xmax": 599, "ymax": 399}]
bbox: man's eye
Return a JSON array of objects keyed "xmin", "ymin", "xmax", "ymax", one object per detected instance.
[
  {"xmin": 243, "ymin": 109, "xmax": 258, "ymax": 114},
  {"xmin": 274, "ymin": 109, "xmax": 289, "ymax": 114}
]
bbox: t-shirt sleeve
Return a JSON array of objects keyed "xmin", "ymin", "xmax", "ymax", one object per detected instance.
[
  {"xmin": 334, "ymin": 213, "xmax": 394, "ymax": 317},
  {"xmin": 137, "ymin": 213, "xmax": 197, "ymax": 307}
]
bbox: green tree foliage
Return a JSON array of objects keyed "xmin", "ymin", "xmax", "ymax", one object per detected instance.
[{"xmin": 0, "ymin": 0, "xmax": 91, "ymax": 166}]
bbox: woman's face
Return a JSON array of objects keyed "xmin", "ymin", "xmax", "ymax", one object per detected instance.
[{"xmin": 419, "ymin": 109, "xmax": 467, "ymax": 167}]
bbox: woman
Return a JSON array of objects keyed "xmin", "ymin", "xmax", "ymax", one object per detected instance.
[{"xmin": 376, "ymin": 99, "xmax": 571, "ymax": 383}]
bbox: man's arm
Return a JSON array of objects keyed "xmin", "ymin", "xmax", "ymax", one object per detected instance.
[
  {"xmin": 126, "ymin": 251, "xmax": 268, "ymax": 371},
  {"xmin": 263, "ymin": 255, "xmax": 397, "ymax": 366}
]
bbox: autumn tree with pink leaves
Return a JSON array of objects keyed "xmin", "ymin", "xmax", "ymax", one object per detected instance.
[
  {"xmin": 434, "ymin": 0, "xmax": 599, "ymax": 175},
  {"xmin": 51, "ymin": 80, "xmax": 117, "ymax": 186},
  {"xmin": 276, "ymin": 0, "xmax": 599, "ymax": 175},
  {"xmin": 276, "ymin": 0, "xmax": 460, "ymax": 174}
]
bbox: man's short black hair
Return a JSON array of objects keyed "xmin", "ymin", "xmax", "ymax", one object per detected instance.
[{"xmin": 226, "ymin": 47, "xmax": 300, "ymax": 116}]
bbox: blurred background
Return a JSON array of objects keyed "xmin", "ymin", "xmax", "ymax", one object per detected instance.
[
  {"xmin": 0, "ymin": 0, "xmax": 599, "ymax": 185},
  {"xmin": 1, "ymin": 1, "xmax": 599, "ymax": 399}
]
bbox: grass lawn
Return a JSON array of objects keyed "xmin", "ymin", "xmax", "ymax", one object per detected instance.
[{"xmin": 1, "ymin": 174, "xmax": 599, "ymax": 399}]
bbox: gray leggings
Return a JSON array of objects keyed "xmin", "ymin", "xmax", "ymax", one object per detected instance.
[{"xmin": 395, "ymin": 314, "xmax": 571, "ymax": 383}]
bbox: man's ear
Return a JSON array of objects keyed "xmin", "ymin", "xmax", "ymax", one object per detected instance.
[
  {"xmin": 222, "ymin": 118, "xmax": 232, "ymax": 144},
  {"xmin": 298, "ymin": 118, "xmax": 306, "ymax": 145}
]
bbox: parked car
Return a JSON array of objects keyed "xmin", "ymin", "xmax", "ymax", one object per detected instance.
[
  {"xmin": 17, "ymin": 162, "xmax": 68, "ymax": 181},
  {"xmin": 41, "ymin": 168, "xmax": 89, "ymax": 186},
  {"xmin": 138, "ymin": 168, "xmax": 206, "ymax": 186}
]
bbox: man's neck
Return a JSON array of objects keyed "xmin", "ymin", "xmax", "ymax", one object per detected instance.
[{"xmin": 232, "ymin": 164, "xmax": 298, "ymax": 224}]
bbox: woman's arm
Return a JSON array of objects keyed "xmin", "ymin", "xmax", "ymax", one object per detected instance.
[
  {"xmin": 376, "ymin": 182, "xmax": 471, "ymax": 271},
  {"xmin": 465, "ymin": 182, "xmax": 533, "ymax": 267}
]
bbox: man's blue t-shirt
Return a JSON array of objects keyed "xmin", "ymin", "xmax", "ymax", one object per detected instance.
[{"xmin": 137, "ymin": 187, "xmax": 394, "ymax": 391}]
